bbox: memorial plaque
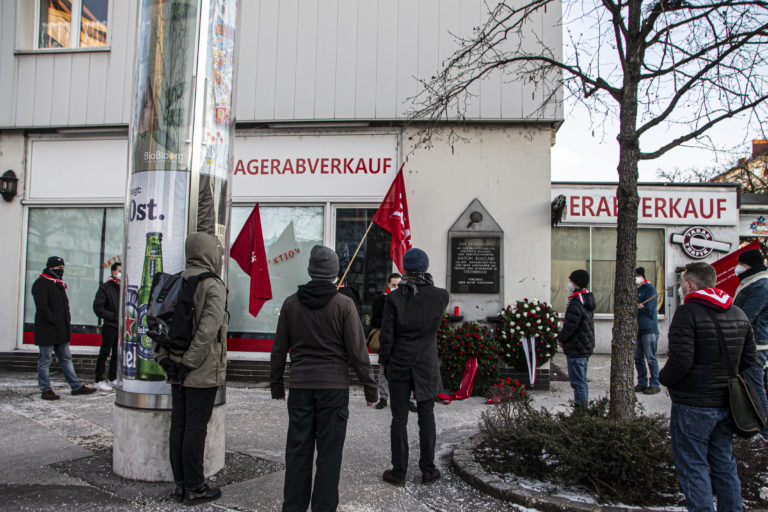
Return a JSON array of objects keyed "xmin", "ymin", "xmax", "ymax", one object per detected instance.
[{"xmin": 450, "ymin": 237, "xmax": 500, "ymax": 294}]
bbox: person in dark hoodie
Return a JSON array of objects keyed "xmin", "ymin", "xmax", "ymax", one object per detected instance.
[
  {"xmin": 557, "ymin": 269, "xmax": 595, "ymax": 409},
  {"xmin": 732, "ymin": 248, "xmax": 768, "ymax": 445},
  {"xmin": 271, "ymin": 245, "xmax": 378, "ymax": 512},
  {"xmin": 379, "ymin": 248, "xmax": 449, "ymax": 487},
  {"xmin": 634, "ymin": 266, "xmax": 661, "ymax": 395},
  {"xmin": 92, "ymin": 262, "xmax": 121, "ymax": 391},
  {"xmin": 32, "ymin": 256, "xmax": 96, "ymax": 400},
  {"xmin": 154, "ymin": 233, "xmax": 227, "ymax": 506},
  {"xmin": 660, "ymin": 262, "xmax": 754, "ymax": 511}
]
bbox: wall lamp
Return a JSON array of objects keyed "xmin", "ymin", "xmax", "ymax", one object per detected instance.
[{"xmin": 1, "ymin": 170, "xmax": 18, "ymax": 202}]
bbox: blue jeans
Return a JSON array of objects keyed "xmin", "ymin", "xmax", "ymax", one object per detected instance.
[
  {"xmin": 742, "ymin": 349, "xmax": 768, "ymax": 436},
  {"xmin": 38, "ymin": 344, "xmax": 82, "ymax": 392},
  {"xmin": 566, "ymin": 357, "xmax": 589, "ymax": 408},
  {"xmin": 669, "ymin": 403, "xmax": 742, "ymax": 512},
  {"xmin": 378, "ymin": 366, "xmax": 389, "ymax": 401},
  {"xmin": 635, "ymin": 332, "xmax": 660, "ymax": 387}
]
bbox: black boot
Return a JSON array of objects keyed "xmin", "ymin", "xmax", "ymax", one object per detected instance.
[
  {"xmin": 375, "ymin": 399, "xmax": 387, "ymax": 409},
  {"xmin": 184, "ymin": 484, "xmax": 221, "ymax": 505},
  {"xmin": 172, "ymin": 484, "xmax": 185, "ymax": 502}
]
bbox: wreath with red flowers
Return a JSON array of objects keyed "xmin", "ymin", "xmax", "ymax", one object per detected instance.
[
  {"xmin": 497, "ymin": 299, "xmax": 560, "ymax": 370},
  {"xmin": 437, "ymin": 319, "xmax": 502, "ymax": 396}
]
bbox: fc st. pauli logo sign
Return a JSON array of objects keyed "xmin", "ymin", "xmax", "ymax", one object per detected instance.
[{"xmin": 671, "ymin": 226, "xmax": 731, "ymax": 259}]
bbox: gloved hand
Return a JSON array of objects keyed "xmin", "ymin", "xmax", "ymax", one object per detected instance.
[
  {"xmin": 175, "ymin": 363, "xmax": 193, "ymax": 382},
  {"xmin": 158, "ymin": 358, "xmax": 179, "ymax": 381}
]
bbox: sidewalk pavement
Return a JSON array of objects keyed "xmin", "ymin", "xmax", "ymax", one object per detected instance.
[{"xmin": 0, "ymin": 354, "xmax": 672, "ymax": 511}]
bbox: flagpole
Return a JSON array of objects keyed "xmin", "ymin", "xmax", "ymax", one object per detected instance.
[
  {"xmin": 640, "ymin": 280, "xmax": 680, "ymax": 306},
  {"xmin": 338, "ymin": 219, "xmax": 375, "ymax": 290}
]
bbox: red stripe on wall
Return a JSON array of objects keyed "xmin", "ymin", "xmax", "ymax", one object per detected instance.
[
  {"xmin": 226, "ymin": 338, "xmax": 274, "ymax": 352},
  {"xmin": 23, "ymin": 332, "xmax": 103, "ymax": 347}
]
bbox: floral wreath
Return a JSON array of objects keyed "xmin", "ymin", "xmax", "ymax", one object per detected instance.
[
  {"xmin": 437, "ymin": 318, "xmax": 502, "ymax": 396},
  {"xmin": 497, "ymin": 299, "xmax": 560, "ymax": 371}
]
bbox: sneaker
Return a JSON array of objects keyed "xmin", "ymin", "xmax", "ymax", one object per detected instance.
[
  {"xmin": 382, "ymin": 469, "xmax": 405, "ymax": 487},
  {"xmin": 71, "ymin": 385, "xmax": 96, "ymax": 396},
  {"xmin": 643, "ymin": 386, "xmax": 661, "ymax": 395},
  {"xmin": 108, "ymin": 380, "xmax": 117, "ymax": 387},
  {"xmin": 634, "ymin": 384, "xmax": 648, "ymax": 392},
  {"xmin": 41, "ymin": 390, "xmax": 60, "ymax": 401},
  {"xmin": 172, "ymin": 484, "xmax": 185, "ymax": 502},
  {"xmin": 408, "ymin": 401, "xmax": 418, "ymax": 413},
  {"xmin": 94, "ymin": 381, "xmax": 111, "ymax": 392},
  {"xmin": 422, "ymin": 468, "xmax": 441, "ymax": 485},
  {"xmin": 375, "ymin": 399, "xmax": 388, "ymax": 410},
  {"xmin": 184, "ymin": 484, "xmax": 221, "ymax": 505}
]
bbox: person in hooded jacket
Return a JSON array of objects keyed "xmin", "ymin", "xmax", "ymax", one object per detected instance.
[
  {"xmin": 660, "ymin": 262, "xmax": 754, "ymax": 511},
  {"xmin": 154, "ymin": 232, "xmax": 227, "ymax": 506},
  {"xmin": 732, "ymin": 248, "xmax": 768, "ymax": 444},
  {"xmin": 557, "ymin": 269, "xmax": 596, "ymax": 409},
  {"xmin": 271, "ymin": 245, "xmax": 377, "ymax": 512},
  {"xmin": 92, "ymin": 262, "xmax": 121, "ymax": 391},
  {"xmin": 634, "ymin": 266, "xmax": 661, "ymax": 395},
  {"xmin": 379, "ymin": 248, "xmax": 449, "ymax": 487},
  {"xmin": 32, "ymin": 256, "xmax": 96, "ymax": 400}
]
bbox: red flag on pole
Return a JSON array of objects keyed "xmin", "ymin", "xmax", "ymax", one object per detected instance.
[
  {"xmin": 711, "ymin": 241, "xmax": 761, "ymax": 297},
  {"xmin": 373, "ymin": 165, "xmax": 413, "ymax": 272},
  {"xmin": 230, "ymin": 203, "xmax": 272, "ymax": 317}
]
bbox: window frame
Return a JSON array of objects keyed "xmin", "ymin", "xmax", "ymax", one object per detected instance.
[{"xmin": 33, "ymin": 0, "xmax": 111, "ymax": 51}]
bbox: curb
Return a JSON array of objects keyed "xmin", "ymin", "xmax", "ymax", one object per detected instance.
[{"xmin": 450, "ymin": 432, "xmax": 645, "ymax": 512}]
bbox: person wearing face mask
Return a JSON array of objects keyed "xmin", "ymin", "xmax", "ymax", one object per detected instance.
[
  {"xmin": 732, "ymin": 248, "xmax": 768, "ymax": 446},
  {"xmin": 32, "ymin": 256, "xmax": 96, "ymax": 400},
  {"xmin": 634, "ymin": 267, "xmax": 661, "ymax": 395},
  {"xmin": 92, "ymin": 262, "xmax": 122, "ymax": 391},
  {"xmin": 557, "ymin": 270, "xmax": 596, "ymax": 410}
]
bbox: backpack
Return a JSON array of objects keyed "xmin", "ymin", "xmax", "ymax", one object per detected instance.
[{"xmin": 146, "ymin": 271, "xmax": 219, "ymax": 351}]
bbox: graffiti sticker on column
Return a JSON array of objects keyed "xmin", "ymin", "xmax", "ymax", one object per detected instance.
[{"xmin": 671, "ymin": 226, "xmax": 732, "ymax": 259}]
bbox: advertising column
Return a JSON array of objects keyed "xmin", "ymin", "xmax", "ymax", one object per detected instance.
[{"xmin": 113, "ymin": 0, "xmax": 238, "ymax": 481}]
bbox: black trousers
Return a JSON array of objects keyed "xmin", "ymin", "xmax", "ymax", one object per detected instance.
[
  {"xmin": 95, "ymin": 325, "xmax": 118, "ymax": 382},
  {"xmin": 169, "ymin": 385, "xmax": 218, "ymax": 490},
  {"xmin": 389, "ymin": 377, "xmax": 436, "ymax": 480},
  {"xmin": 283, "ymin": 388, "xmax": 349, "ymax": 512}
]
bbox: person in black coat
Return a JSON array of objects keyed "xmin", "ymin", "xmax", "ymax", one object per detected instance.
[
  {"xmin": 557, "ymin": 269, "xmax": 596, "ymax": 409},
  {"xmin": 659, "ymin": 262, "xmax": 754, "ymax": 511},
  {"xmin": 32, "ymin": 256, "xmax": 95, "ymax": 400},
  {"xmin": 92, "ymin": 262, "xmax": 121, "ymax": 391},
  {"xmin": 379, "ymin": 248, "xmax": 449, "ymax": 487},
  {"xmin": 370, "ymin": 272, "xmax": 402, "ymax": 410}
]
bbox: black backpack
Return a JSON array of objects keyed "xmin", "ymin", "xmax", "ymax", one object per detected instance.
[{"xmin": 146, "ymin": 271, "xmax": 219, "ymax": 351}]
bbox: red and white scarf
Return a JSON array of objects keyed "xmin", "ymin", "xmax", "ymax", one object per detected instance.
[
  {"xmin": 568, "ymin": 289, "xmax": 589, "ymax": 304},
  {"xmin": 40, "ymin": 273, "xmax": 67, "ymax": 290},
  {"xmin": 684, "ymin": 287, "xmax": 732, "ymax": 310}
]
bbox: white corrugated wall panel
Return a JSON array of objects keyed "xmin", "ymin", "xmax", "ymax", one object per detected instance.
[
  {"xmin": 0, "ymin": 1, "xmax": 17, "ymax": 126},
  {"xmin": 458, "ymin": 1, "xmax": 482, "ymax": 120},
  {"xmin": 313, "ymin": 0, "xmax": 339, "ymax": 119},
  {"xmin": 274, "ymin": 0, "xmax": 300, "ymax": 119},
  {"xmin": 293, "ymin": 0, "xmax": 319, "ymax": 119},
  {"xmin": 68, "ymin": 55, "xmax": 91, "ymax": 126},
  {"xmin": 253, "ymin": 0, "xmax": 280, "ymax": 120},
  {"xmin": 104, "ymin": 0, "xmax": 132, "ymax": 123},
  {"xmin": 438, "ymin": 0, "xmax": 461, "ymax": 119},
  {"xmin": 334, "ymin": 0, "xmax": 358, "ymax": 118},
  {"xmin": 234, "ymin": 0, "xmax": 260, "ymax": 121},
  {"xmin": 374, "ymin": 0, "xmax": 398, "ymax": 118},
  {"xmin": 354, "ymin": 1, "xmax": 377, "ymax": 118},
  {"xmin": 86, "ymin": 54, "xmax": 109, "ymax": 125},
  {"xmin": 50, "ymin": 54, "xmax": 73, "ymax": 125},
  {"xmin": 32, "ymin": 55, "xmax": 55, "ymax": 126},
  {"xmin": 14, "ymin": 57, "xmax": 36, "ymax": 126},
  {"xmin": 395, "ymin": 0, "xmax": 419, "ymax": 110}
]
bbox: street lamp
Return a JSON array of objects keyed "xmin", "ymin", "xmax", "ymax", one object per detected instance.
[{"xmin": 0, "ymin": 170, "xmax": 18, "ymax": 202}]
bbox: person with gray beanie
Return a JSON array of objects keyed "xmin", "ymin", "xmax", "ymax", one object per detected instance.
[
  {"xmin": 379, "ymin": 248, "xmax": 449, "ymax": 487},
  {"xmin": 271, "ymin": 245, "xmax": 378, "ymax": 512}
]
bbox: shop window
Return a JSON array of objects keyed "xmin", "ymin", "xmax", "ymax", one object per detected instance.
[
  {"xmin": 551, "ymin": 227, "xmax": 665, "ymax": 315},
  {"xmin": 227, "ymin": 206, "xmax": 324, "ymax": 338},
  {"xmin": 335, "ymin": 208, "xmax": 393, "ymax": 330},
  {"xmin": 37, "ymin": 0, "xmax": 109, "ymax": 49},
  {"xmin": 24, "ymin": 207, "xmax": 123, "ymax": 337}
]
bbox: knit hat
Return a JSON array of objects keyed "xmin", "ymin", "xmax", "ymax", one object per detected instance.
[
  {"xmin": 635, "ymin": 267, "xmax": 646, "ymax": 278},
  {"xmin": 403, "ymin": 248, "xmax": 429, "ymax": 272},
  {"xmin": 569, "ymin": 269, "xmax": 589, "ymax": 289},
  {"xmin": 738, "ymin": 249, "xmax": 764, "ymax": 268},
  {"xmin": 46, "ymin": 256, "xmax": 65, "ymax": 268},
  {"xmin": 307, "ymin": 245, "xmax": 339, "ymax": 280}
]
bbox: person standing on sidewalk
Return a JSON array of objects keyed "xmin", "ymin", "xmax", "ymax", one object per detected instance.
[
  {"xmin": 379, "ymin": 248, "xmax": 449, "ymax": 487},
  {"xmin": 154, "ymin": 233, "xmax": 228, "ymax": 505},
  {"xmin": 732, "ymin": 248, "xmax": 768, "ymax": 446},
  {"xmin": 271, "ymin": 245, "xmax": 378, "ymax": 512},
  {"xmin": 634, "ymin": 267, "xmax": 661, "ymax": 395},
  {"xmin": 370, "ymin": 272, "xmax": 401, "ymax": 410},
  {"xmin": 92, "ymin": 262, "xmax": 121, "ymax": 391},
  {"xmin": 660, "ymin": 262, "xmax": 754, "ymax": 511},
  {"xmin": 557, "ymin": 269, "xmax": 595, "ymax": 410},
  {"xmin": 32, "ymin": 256, "xmax": 96, "ymax": 400}
]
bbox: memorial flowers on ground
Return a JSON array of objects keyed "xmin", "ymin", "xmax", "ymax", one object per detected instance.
[
  {"xmin": 497, "ymin": 299, "xmax": 560, "ymax": 381},
  {"xmin": 437, "ymin": 318, "xmax": 502, "ymax": 396}
]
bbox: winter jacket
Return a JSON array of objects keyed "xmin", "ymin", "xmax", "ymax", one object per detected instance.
[
  {"xmin": 31, "ymin": 273, "xmax": 71, "ymax": 346},
  {"xmin": 154, "ymin": 233, "xmax": 227, "ymax": 388},
  {"xmin": 370, "ymin": 293, "xmax": 386, "ymax": 329},
  {"xmin": 734, "ymin": 269, "xmax": 768, "ymax": 350},
  {"xmin": 379, "ymin": 283, "xmax": 450, "ymax": 401},
  {"xmin": 557, "ymin": 289, "xmax": 596, "ymax": 358},
  {"xmin": 93, "ymin": 278, "xmax": 120, "ymax": 328},
  {"xmin": 637, "ymin": 281, "xmax": 659, "ymax": 335},
  {"xmin": 271, "ymin": 280, "xmax": 378, "ymax": 402},
  {"xmin": 660, "ymin": 289, "xmax": 755, "ymax": 408}
]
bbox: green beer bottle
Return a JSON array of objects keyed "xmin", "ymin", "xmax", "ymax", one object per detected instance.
[{"xmin": 136, "ymin": 232, "xmax": 166, "ymax": 381}]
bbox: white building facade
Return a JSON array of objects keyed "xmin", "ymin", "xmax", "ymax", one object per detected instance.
[{"xmin": 0, "ymin": 0, "xmax": 562, "ymax": 358}]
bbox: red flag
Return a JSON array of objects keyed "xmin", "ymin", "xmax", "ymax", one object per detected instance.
[
  {"xmin": 230, "ymin": 203, "xmax": 272, "ymax": 317},
  {"xmin": 711, "ymin": 241, "xmax": 761, "ymax": 297},
  {"xmin": 373, "ymin": 165, "xmax": 413, "ymax": 272}
]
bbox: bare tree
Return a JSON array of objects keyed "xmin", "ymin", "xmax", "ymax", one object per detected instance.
[{"xmin": 410, "ymin": 0, "xmax": 768, "ymax": 421}]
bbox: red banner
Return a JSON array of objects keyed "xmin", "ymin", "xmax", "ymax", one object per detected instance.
[
  {"xmin": 711, "ymin": 241, "xmax": 761, "ymax": 297},
  {"xmin": 230, "ymin": 203, "xmax": 273, "ymax": 317},
  {"xmin": 373, "ymin": 165, "xmax": 412, "ymax": 272}
]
